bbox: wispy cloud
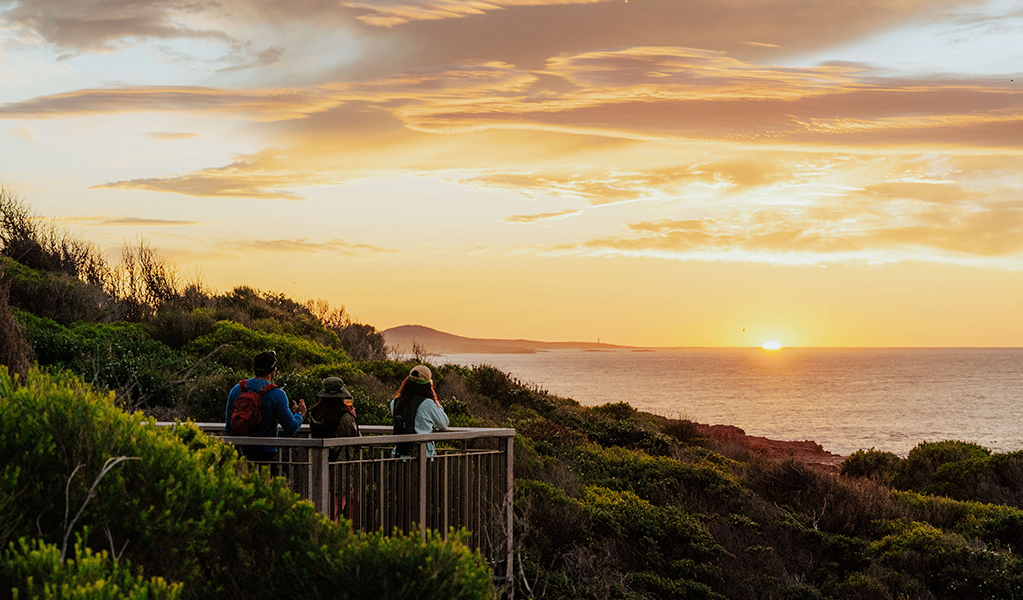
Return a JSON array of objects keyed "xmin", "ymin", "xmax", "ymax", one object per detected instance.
[
  {"xmin": 144, "ymin": 132, "xmax": 199, "ymax": 140},
  {"xmin": 93, "ymin": 149, "xmax": 322, "ymax": 199},
  {"xmin": 218, "ymin": 238, "xmax": 398, "ymax": 256},
  {"xmin": 1, "ymin": 0, "xmax": 235, "ymax": 53},
  {"xmin": 68, "ymin": 216, "xmax": 202, "ymax": 226},
  {"xmin": 342, "ymin": 0, "xmax": 610, "ymax": 27},
  {"xmin": 504, "ymin": 208, "xmax": 583, "ymax": 223},
  {"xmin": 0, "ymin": 85, "xmax": 341, "ymax": 121}
]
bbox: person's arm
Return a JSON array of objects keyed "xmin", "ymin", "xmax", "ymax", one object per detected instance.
[
  {"xmin": 340, "ymin": 412, "xmax": 360, "ymax": 437},
  {"xmin": 225, "ymin": 385, "xmax": 240, "ymax": 432},
  {"xmin": 421, "ymin": 400, "xmax": 449, "ymax": 432},
  {"xmin": 271, "ymin": 389, "xmax": 305, "ymax": 436}
]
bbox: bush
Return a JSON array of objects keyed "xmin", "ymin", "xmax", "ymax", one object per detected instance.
[
  {"xmin": 870, "ymin": 521, "xmax": 1023, "ymax": 599},
  {"xmin": 841, "ymin": 448, "xmax": 901, "ymax": 481},
  {"xmin": 145, "ymin": 307, "xmax": 217, "ymax": 349},
  {"xmin": 0, "ymin": 537, "xmax": 182, "ymax": 600},
  {"xmin": 743, "ymin": 458, "xmax": 896, "ymax": 536},
  {"xmin": 18, "ymin": 313, "xmax": 185, "ymax": 408},
  {"xmin": 183, "ymin": 320, "xmax": 351, "ymax": 373},
  {"xmin": 326, "ymin": 530, "xmax": 493, "ymax": 600},
  {"xmin": 582, "ymin": 486, "xmax": 724, "ymax": 565},
  {"xmin": 1, "ymin": 255, "xmax": 109, "ymax": 324},
  {"xmin": 0, "ymin": 275, "xmax": 30, "ymax": 378},
  {"xmin": 891, "ymin": 441, "xmax": 990, "ymax": 492},
  {"xmin": 570, "ymin": 445, "xmax": 748, "ymax": 515}
]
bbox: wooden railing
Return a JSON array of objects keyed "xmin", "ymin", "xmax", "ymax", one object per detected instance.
[{"xmin": 179, "ymin": 424, "xmax": 514, "ymax": 584}]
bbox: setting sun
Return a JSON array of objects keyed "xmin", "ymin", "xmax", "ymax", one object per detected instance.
[{"xmin": 763, "ymin": 341, "xmax": 783, "ymax": 351}]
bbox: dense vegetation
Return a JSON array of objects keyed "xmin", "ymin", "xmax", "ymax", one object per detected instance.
[{"xmin": 3, "ymin": 185, "xmax": 1023, "ymax": 599}]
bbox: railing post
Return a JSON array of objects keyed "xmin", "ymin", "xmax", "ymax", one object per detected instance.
[
  {"xmin": 309, "ymin": 445, "xmax": 329, "ymax": 516},
  {"xmin": 418, "ymin": 442, "xmax": 428, "ymax": 543},
  {"xmin": 502, "ymin": 434, "xmax": 515, "ymax": 590}
]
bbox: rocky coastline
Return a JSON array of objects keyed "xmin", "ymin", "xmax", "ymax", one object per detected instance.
[{"xmin": 696, "ymin": 423, "xmax": 845, "ymax": 471}]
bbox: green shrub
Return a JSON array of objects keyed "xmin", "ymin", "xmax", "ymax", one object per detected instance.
[
  {"xmin": 628, "ymin": 571, "xmax": 726, "ymax": 600},
  {"xmin": 183, "ymin": 320, "xmax": 351, "ymax": 372},
  {"xmin": 1, "ymin": 256, "xmax": 108, "ymax": 324},
  {"xmin": 570, "ymin": 445, "xmax": 747, "ymax": 515},
  {"xmin": 358, "ymin": 360, "xmax": 414, "ymax": 386},
  {"xmin": 17, "ymin": 313, "xmax": 184, "ymax": 407},
  {"xmin": 743, "ymin": 458, "xmax": 896, "ymax": 535},
  {"xmin": 145, "ymin": 307, "xmax": 217, "ymax": 349},
  {"xmin": 582, "ymin": 486, "xmax": 724, "ymax": 564},
  {"xmin": 891, "ymin": 441, "xmax": 990, "ymax": 492},
  {"xmin": 922, "ymin": 451, "xmax": 1023, "ymax": 507},
  {"xmin": 841, "ymin": 448, "xmax": 901, "ymax": 481},
  {"xmin": 0, "ymin": 536, "xmax": 182, "ymax": 600},
  {"xmin": 870, "ymin": 521, "xmax": 1023, "ymax": 599},
  {"xmin": 324, "ymin": 530, "xmax": 493, "ymax": 600},
  {"xmin": 515, "ymin": 479, "xmax": 588, "ymax": 560}
]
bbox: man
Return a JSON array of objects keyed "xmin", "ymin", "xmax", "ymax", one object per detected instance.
[
  {"xmin": 225, "ymin": 350, "xmax": 307, "ymax": 463},
  {"xmin": 390, "ymin": 365, "xmax": 449, "ymax": 457}
]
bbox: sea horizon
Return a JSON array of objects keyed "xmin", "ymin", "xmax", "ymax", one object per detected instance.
[{"xmin": 436, "ymin": 347, "xmax": 1023, "ymax": 458}]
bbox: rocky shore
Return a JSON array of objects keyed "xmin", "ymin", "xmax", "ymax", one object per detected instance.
[{"xmin": 696, "ymin": 424, "xmax": 845, "ymax": 471}]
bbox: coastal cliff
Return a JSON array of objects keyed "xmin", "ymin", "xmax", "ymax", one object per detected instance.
[{"xmin": 696, "ymin": 423, "xmax": 845, "ymax": 470}]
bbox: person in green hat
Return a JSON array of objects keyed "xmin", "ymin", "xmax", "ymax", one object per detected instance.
[
  {"xmin": 308, "ymin": 376, "xmax": 361, "ymax": 461},
  {"xmin": 309, "ymin": 376, "xmax": 362, "ymax": 521}
]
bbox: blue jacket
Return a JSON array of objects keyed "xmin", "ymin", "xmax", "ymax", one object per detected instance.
[
  {"xmin": 226, "ymin": 377, "xmax": 303, "ymax": 452},
  {"xmin": 390, "ymin": 396, "xmax": 449, "ymax": 456}
]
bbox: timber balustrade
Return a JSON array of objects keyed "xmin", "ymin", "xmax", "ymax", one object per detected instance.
[{"xmin": 170, "ymin": 423, "xmax": 515, "ymax": 584}]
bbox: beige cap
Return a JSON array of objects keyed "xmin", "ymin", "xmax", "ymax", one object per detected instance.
[{"xmin": 409, "ymin": 365, "xmax": 432, "ymax": 383}]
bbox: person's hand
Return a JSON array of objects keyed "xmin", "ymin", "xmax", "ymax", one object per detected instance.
[{"xmin": 295, "ymin": 398, "xmax": 308, "ymax": 416}]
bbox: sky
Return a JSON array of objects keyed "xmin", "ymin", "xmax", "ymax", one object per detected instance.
[{"xmin": 1, "ymin": 0, "xmax": 1021, "ymax": 348}]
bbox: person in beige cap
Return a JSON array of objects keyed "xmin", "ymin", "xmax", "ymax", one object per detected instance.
[{"xmin": 390, "ymin": 365, "xmax": 448, "ymax": 456}]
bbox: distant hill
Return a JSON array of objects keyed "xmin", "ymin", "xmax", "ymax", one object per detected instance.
[{"xmin": 381, "ymin": 325, "xmax": 629, "ymax": 354}]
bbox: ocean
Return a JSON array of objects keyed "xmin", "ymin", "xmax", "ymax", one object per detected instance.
[{"xmin": 437, "ymin": 348, "xmax": 1023, "ymax": 457}]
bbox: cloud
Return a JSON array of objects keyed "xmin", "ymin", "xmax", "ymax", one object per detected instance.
[
  {"xmin": 371, "ymin": 0, "xmax": 971, "ymax": 73},
  {"xmin": 218, "ymin": 237, "xmax": 397, "ymax": 256},
  {"xmin": 342, "ymin": 0, "xmax": 610, "ymax": 27},
  {"xmin": 93, "ymin": 149, "xmax": 326, "ymax": 199},
  {"xmin": 543, "ymin": 173, "xmax": 1023, "ymax": 265},
  {"xmin": 217, "ymin": 46, "xmax": 285, "ymax": 73},
  {"xmin": 1, "ymin": 0, "xmax": 235, "ymax": 53},
  {"xmin": 144, "ymin": 131, "xmax": 199, "ymax": 140},
  {"xmin": 67, "ymin": 216, "xmax": 201, "ymax": 226},
  {"xmin": 7, "ymin": 124, "xmax": 35, "ymax": 143},
  {"xmin": 0, "ymin": 85, "xmax": 341, "ymax": 121},
  {"xmin": 6, "ymin": 46, "xmax": 1018, "ymax": 151},
  {"xmin": 504, "ymin": 208, "xmax": 583, "ymax": 223}
]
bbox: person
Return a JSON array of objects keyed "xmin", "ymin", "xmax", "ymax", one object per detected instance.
[
  {"xmin": 225, "ymin": 350, "xmax": 307, "ymax": 463},
  {"xmin": 390, "ymin": 365, "xmax": 448, "ymax": 457},
  {"xmin": 309, "ymin": 376, "xmax": 362, "ymax": 521},
  {"xmin": 308, "ymin": 376, "xmax": 361, "ymax": 461}
]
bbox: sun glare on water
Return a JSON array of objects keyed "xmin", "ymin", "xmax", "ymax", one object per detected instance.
[{"xmin": 762, "ymin": 341, "xmax": 782, "ymax": 351}]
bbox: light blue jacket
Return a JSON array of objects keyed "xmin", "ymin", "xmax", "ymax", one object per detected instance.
[{"xmin": 390, "ymin": 397, "xmax": 449, "ymax": 456}]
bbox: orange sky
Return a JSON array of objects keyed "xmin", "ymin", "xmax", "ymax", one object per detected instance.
[{"xmin": 1, "ymin": 0, "xmax": 1022, "ymax": 346}]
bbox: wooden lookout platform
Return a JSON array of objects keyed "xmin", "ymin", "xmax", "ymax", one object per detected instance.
[{"xmin": 178, "ymin": 424, "xmax": 515, "ymax": 588}]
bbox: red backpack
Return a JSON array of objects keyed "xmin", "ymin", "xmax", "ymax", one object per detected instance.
[{"xmin": 229, "ymin": 380, "xmax": 277, "ymax": 436}]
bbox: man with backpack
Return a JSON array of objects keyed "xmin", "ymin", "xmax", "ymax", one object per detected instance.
[
  {"xmin": 225, "ymin": 350, "xmax": 307, "ymax": 463},
  {"xmin": 390, "ymin": 365, "xmax": 448, "ymax": 457}
]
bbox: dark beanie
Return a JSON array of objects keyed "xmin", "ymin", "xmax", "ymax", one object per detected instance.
[{"xmin": 253, "ymin": 351, "xmax": 277, "ymax": 376}]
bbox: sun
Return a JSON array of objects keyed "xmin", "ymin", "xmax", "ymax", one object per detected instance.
[{"xmin": 762, "ymin": 341, "xmax": 782, "ymax": 351}]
